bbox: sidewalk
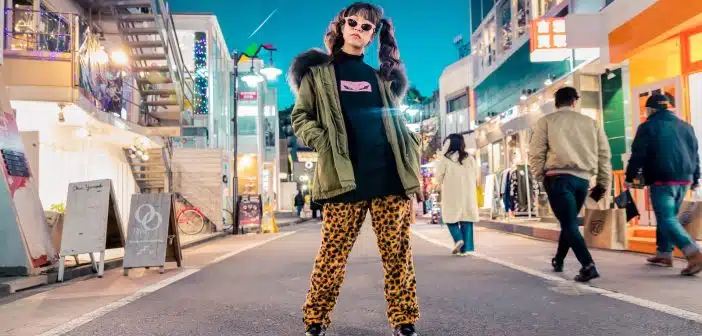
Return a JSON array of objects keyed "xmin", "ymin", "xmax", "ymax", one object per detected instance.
[
  {"xmin": 0, "ymin": 231, "xmax": 227, "ymax": 297},
  {"xmin": 0, "ymin": 231, "xmax": 293, "ymax": 336},
  {"xmin": 412, "ymin": 222, "xmax": 702, "ymax": 315}
]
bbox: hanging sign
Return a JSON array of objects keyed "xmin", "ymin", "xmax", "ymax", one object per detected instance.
[
  {"xmin": 123, "ymin": 193, "xmax": 182, "ymax": 275},
  {"xmin": 530, "ymin": 18, "xmax": 571, "ymax": 62},
  {"xmin": 58, "ymin": 179, "xmax": 124, "ymax": 281},
  {"xmin": 238, "ymin": 91, "xmax": 258, "ymax": 101}
]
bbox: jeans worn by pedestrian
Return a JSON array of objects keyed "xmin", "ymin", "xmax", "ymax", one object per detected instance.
[
  {"xmin": 650, "ymin": 185, "xmax": 701, "ymax": 258},
  {"xmin": 446, "ymin": 221, "xmax": 474, "ymax": 253},
  {"xmin": 545, "ymin": 174, "xmax": 595, "ymax": 268}
]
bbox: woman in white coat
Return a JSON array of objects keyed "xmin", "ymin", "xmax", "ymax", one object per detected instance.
[{"xmin": 435, "ymin": 134, "xmax": 480, "ymax": 255}]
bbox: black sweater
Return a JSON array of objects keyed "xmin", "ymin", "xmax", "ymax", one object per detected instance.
[{"xmin": 326, "ymin": 52, "xmax": 405, "ymax": 203}]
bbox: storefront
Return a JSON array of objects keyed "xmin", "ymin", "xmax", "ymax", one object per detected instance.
[
  {"xmin": 11, "ymin": 100, "xmax": 154, "ymax": 223},
  {"xmin": 605, "ymin": 0, "xmax": 702, "ymax": 231},
  {"xmin": 473, "ymin": 62, "xmax": 603, "ymax": 220}
]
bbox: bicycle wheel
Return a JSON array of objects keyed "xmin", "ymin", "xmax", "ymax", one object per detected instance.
[{"xmin": 177, "ymin": 208, "xmax": 205, "ymax": 235}]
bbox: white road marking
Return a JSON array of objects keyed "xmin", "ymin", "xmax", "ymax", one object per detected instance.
[
  {"xmin": 38, "ymin": 231, "xmax": 297, "ymax": 336},
  {"xmin": 412, "ymin": 229, "xmax": 702, "ymax": 324}
]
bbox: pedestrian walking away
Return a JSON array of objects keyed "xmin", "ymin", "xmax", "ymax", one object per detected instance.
[
  {"xmin": 435, "ymin": 134, "xmax": 479, "ymax": 256},
  {"xmin": 625, "ymin": 93, "xmax": 702, "ymax": 276},
  {"xmin": 289, "ymin": 2, "xmax": 422, "ymax": 335},
  {"xmin": 295, "ymin": 190, "xmax": 305, "ymax": 217},
  {"xmin": 529, "ymin": 86, "xmax": 612, "ymax": 283}
]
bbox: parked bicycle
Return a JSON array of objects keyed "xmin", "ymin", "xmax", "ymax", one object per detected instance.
[{"xmin": 176, "ymin": 206, "xmax": 206, "ymax": 235}]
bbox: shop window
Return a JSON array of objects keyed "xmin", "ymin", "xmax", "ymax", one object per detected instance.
[
  {"xmin": 689, "ymin": 32, "xmax": 702, "ymax": 64},
  {"xmin": 515, "ymin": 0, "xmax": 531, "ymax": 38},
  {"xmin": 7, "ymin": 2, "xmax": 72, "ymax": 53},
  {"xmin": 535, "ymin": 0, "xmax": 565, "ymax": 17},
  {"xmin": 497, "ymin": 0, "xmax": 512, "ymax": 53},
  {"xmin": 485, "ymin": 18, "xmax": 497, "ymax": 66},
  {"xmin": 448, "ymin": 94, "xmax": 469, "ymax": 112}
]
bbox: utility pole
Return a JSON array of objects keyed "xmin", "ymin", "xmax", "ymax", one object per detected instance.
[{"xmin": 230, "ymin": 51, "xmax": 240, "ymax": 235}]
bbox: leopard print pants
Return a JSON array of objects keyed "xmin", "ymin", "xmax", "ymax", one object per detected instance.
[{"xmin": 302, "ymin": 195, "xmax": 420, "ymax": 327}]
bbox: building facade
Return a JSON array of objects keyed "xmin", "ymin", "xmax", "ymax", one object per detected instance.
[{"xmin": 173, "ymin": 14, "xmax": 234, "ymax": 151}]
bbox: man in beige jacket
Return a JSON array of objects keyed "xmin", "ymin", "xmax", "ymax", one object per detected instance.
[{"xmin": 529, "ymin": 87, "xmax": 612, "ymax": 282}]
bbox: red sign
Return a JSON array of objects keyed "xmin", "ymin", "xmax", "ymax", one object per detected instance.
[
  {"xmin": 530, "ymin": 18, "xmax": 567, "ymax": 52},
  {"xmin": 238, "ymin": 91, "xmax": 258, "ymax": 101}
]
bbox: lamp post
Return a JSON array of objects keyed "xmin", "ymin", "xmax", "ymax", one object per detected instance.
[{"xmin": 230, "ymin": 44, "xmax": 280, "ymax": 235}]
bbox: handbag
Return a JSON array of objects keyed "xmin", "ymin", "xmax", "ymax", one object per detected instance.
[{"xmin": 614, "ymin": 189, "xmax": 640, "ymax": 222}]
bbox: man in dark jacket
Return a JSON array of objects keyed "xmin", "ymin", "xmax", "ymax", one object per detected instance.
[
  {"xmin": 295, "ymin": 190, "xmax": 305, "ymax": 217},
  {"xmin": 625, "ymin": 93, "xmax": 702, "ymax": 276}
]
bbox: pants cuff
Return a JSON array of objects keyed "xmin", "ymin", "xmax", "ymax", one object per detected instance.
[
  {"xmin": 682, "ymin": 244, "xmax": 701, "ymax": 257},
  {"xmin": 657, "ymin": 251, "xmax": 673, "ymax": 258}
]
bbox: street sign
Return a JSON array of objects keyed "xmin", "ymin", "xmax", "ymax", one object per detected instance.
[
  {"xmin": 123, "ymin": 193, "xmax": 182, "ymax": 275},
  {"xmin": 58, "ymin": 179, "xmax": 124, "ymax": 281},
  {"xmin": 239, "ymin": 91, "xmax": 258, "ymax": 101}
]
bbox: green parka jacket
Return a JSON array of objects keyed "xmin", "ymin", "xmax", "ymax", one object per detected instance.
[{"xmin": 288, "ymin": 49, "xmax": 421, "ymax": 200}]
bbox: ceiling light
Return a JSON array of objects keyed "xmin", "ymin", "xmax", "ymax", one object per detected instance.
[{"xmin": 111, "ymin": 50, "xmax": 129, "ymax": 66}]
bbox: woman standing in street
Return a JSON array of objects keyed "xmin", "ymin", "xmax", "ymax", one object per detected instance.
[
  {"xmin": 436, "ymin": 134, "xmax": 480, "ymax": 255},
  {"xmin": 289, "ymin": 2, "xmax": 422, "ymax": 336}
]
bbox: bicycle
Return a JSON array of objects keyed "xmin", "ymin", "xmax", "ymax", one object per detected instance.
[{"xmin": 176, "ymin": 206, "xmax": 206, "ymax": 235}]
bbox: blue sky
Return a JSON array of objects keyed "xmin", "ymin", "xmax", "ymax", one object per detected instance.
[{"xmin": 170, "ymin": 0, "xmax": 471, "ymax": 108}]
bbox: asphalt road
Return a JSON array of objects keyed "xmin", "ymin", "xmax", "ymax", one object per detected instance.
[{"xmin": 68, "ymin": 221, "xmax": 702, "ymax": 336}]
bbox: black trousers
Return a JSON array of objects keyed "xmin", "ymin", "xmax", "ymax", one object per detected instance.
[{"xmin": 544, "ymin": 174, "xmax": 594, "ymax": 267}]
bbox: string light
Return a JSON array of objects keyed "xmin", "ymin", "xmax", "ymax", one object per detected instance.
[{"xmin": 193, "ymin": 31, "xmax": 209, "ymax": 115}]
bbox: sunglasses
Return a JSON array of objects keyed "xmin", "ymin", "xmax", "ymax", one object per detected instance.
[{"xmin": 345, "ymin": 18, "xmax": 375, "ymax": 32}]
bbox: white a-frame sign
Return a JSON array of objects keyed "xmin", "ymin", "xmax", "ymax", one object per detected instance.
[
  {"xmin": 58, "ymin": 179, "xmax": 125, "ymax": 282},
  {"xmin": 123, "ymin": 193, "xmax": 182, "ymax": 276}
]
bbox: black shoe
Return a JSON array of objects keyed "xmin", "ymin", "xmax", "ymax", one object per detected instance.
[
  {"xmin": 574, "ymin": 264, "xmax": 599, "ymax": 282},
  {"xmin": 305, "ymin": 324, "xmax": 326, "ymax": 336},
  {"xmin": 393, "ymin": 324, "xmax": 418, "ymax": 336},
  {"xmin": 551, "ymin": 258, "xmax": 563, "ymax": 273}
]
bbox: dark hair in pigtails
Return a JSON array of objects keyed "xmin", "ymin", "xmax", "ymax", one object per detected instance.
[
  {"xmin": 324, "ymin": 9, "xmax": 347, "ymax": 56},
  {"xmin": 323, "ymin": 2, "xmax": 400, "ymax": 80},
  {"xmin": 378, "ymin": 18, "xmax": 400, "ymax": 80}
]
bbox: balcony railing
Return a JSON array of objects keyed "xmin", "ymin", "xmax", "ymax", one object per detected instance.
[{"xmin": 3, "ymin": 7, "xmax": 86, "ymax": 55}]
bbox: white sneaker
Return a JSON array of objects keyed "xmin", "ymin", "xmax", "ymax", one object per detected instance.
[{"xmin": 452, "ymin": 240, "xmax": 464, "ymax": 255}]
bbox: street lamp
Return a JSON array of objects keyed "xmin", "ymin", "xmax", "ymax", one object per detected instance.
[
  {"xmin": 241, "ymin": 62, "xmax": 264, "ymax": 87},
  {"xmin": 260, "ymin": 48, "xmax": 283, "ymax": 81},
  {"xmin": 230, "ymin": 44, "xmax": 280, "ymax": 235}
]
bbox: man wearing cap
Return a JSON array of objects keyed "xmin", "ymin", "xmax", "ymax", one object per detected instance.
[
  {"xmin": 626, "ymin": 93, "xmax": 702, "ymax": 276},
  {"xmin": 529, "ymin": 86, "xmax": 612, "ymax": 282}
]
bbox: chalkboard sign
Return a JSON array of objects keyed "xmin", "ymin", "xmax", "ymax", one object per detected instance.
[
  {"xmin": 123, "ymin": 193, "xmax": 182, "ymax": 275},
  {"xmin": 58, "ymin": 179, "xmax": 124, "ymax": 281}
]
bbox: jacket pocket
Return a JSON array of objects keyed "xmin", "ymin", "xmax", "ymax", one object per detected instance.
[{"xmin": 314, "ymin": 144, "xmax": 340, "ymax": 195}]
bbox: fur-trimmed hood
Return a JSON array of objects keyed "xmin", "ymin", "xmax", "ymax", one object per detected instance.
[{"xmin": 287, "ymin": 48, "xmax": 409, "ymax": 99}]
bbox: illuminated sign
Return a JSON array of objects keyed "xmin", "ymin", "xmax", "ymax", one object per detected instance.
[
  {"xmin": 238, "ymin": 91, "xmax": 258, "ymax": 101},
  {"xmin": 530, "ymin": 18, "xmax": 571, "ymax": 63}
]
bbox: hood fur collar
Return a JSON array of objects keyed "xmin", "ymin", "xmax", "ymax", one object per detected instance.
[{"xmin": 287, "ymin": 48, "xmax": 409, "ymax": 99}]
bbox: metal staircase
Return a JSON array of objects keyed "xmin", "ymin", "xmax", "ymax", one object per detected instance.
[
  {"xmin": 107, "ymin": 0, "xmax": 195, "ymax": 129},
  {"xmin": 125, "ymin": 145, "xmax": 172, "ymax": 193}
]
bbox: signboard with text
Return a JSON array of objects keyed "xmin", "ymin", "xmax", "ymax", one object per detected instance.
[
  {"xmin": 239, "ymin": 91, "xmax": 258, "ymax": 101},
  {"xmin": 530, "ymin": 18, "xmax": 570, "ymax": 62},
  {"xmin": 123, "ymin": 193, "xmax": 182, "ymax": 274}
]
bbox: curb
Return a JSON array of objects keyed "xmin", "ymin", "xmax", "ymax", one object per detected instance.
[
  {"xmin": 477, "ymin": 219, "xmax": 562, "ymax": 242},
  {"xmin": 277, "ymin": 217, "xmax": 315, "ymax": 228},
  {"xmin": 0, "ymin": 232, "xmax": 228, "ymax": 297}
]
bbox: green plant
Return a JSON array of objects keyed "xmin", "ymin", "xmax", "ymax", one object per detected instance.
[{"xmin": 49, "ymin": 202, "xmax": 65, "ymax": 214}]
